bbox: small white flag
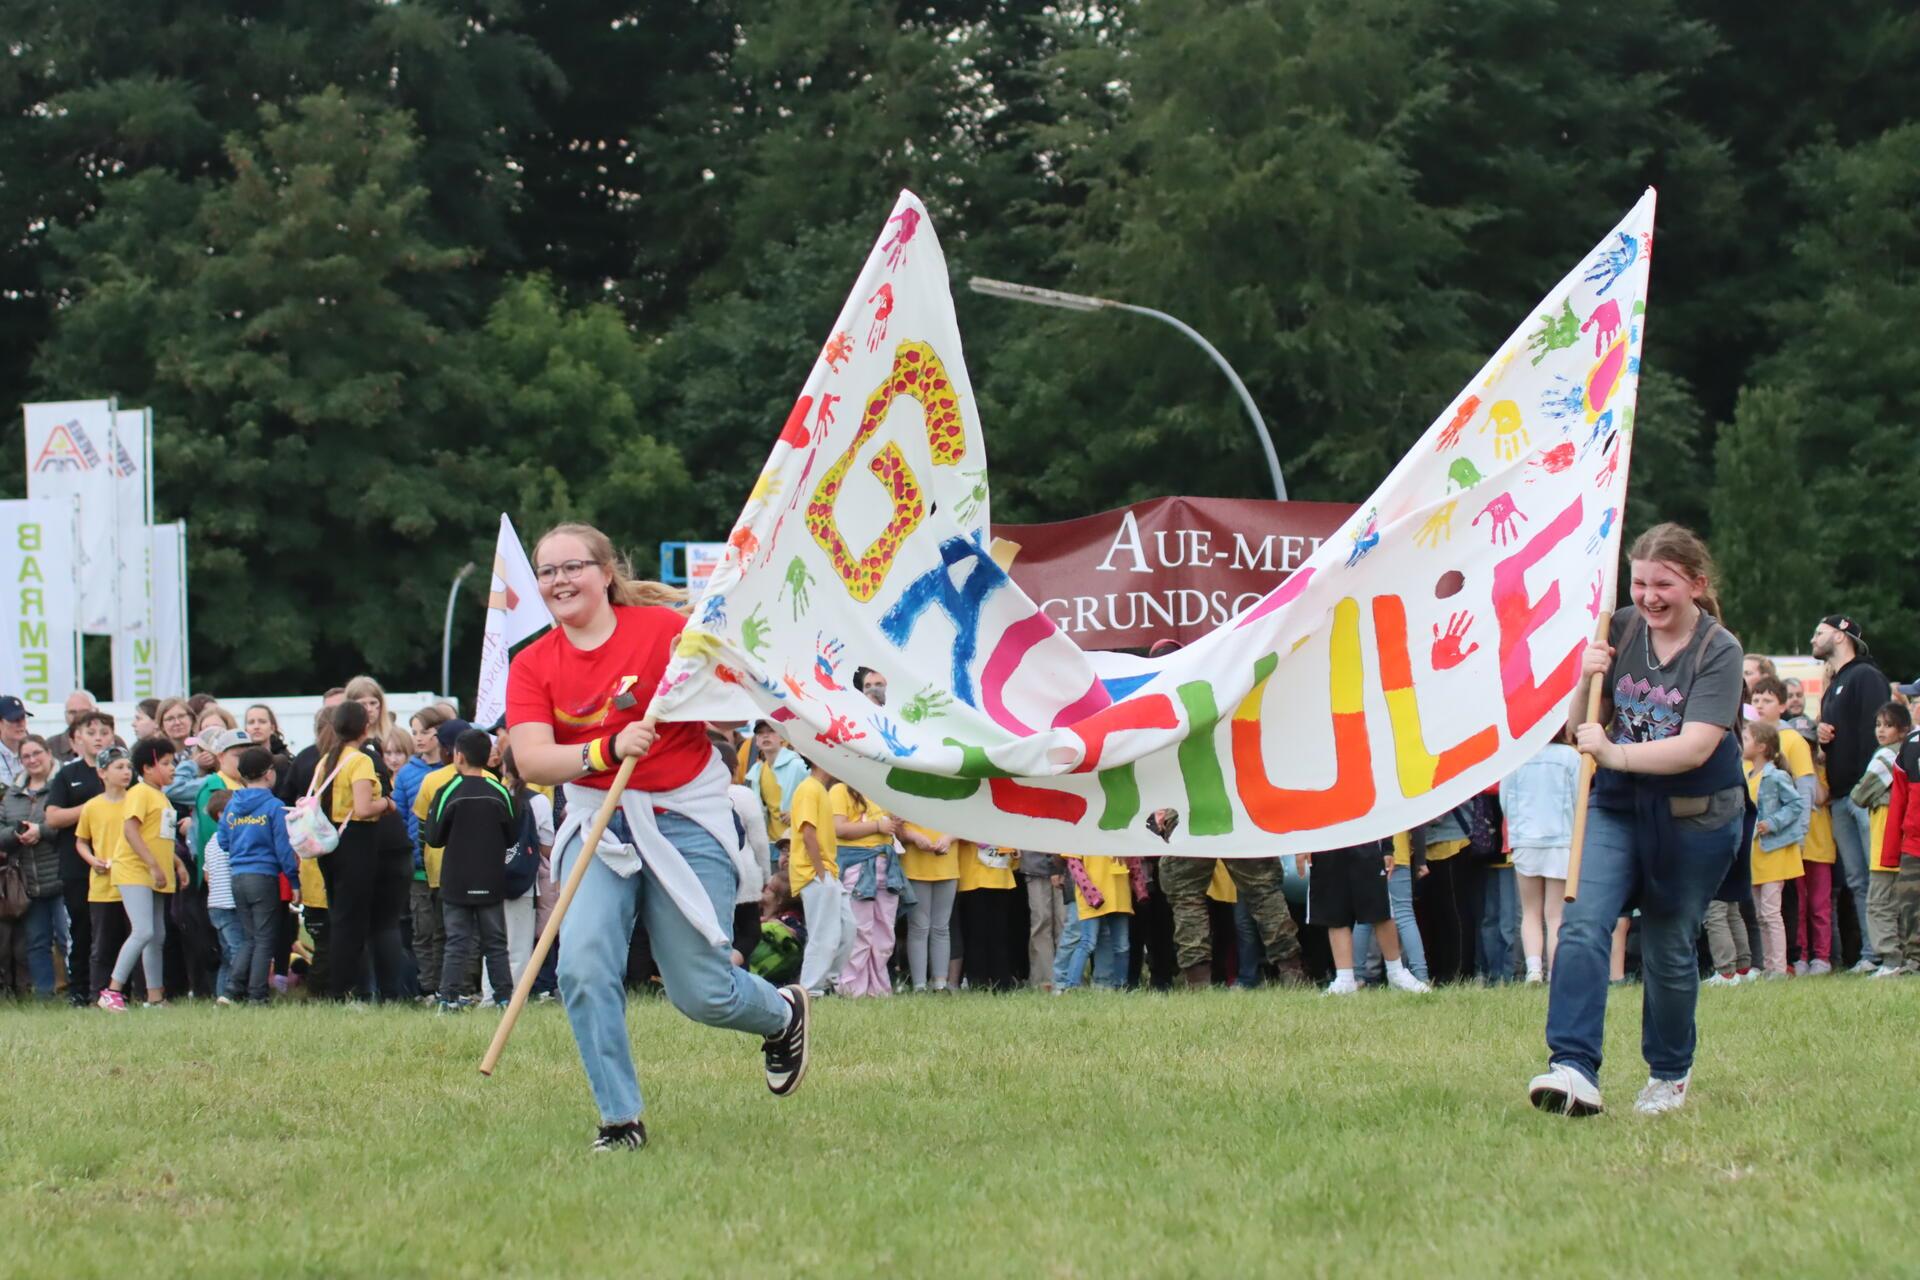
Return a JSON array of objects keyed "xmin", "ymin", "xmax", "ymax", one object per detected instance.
[{"xmin": 473, "ymin": 514, "xmax": 553, "ymax": 729}]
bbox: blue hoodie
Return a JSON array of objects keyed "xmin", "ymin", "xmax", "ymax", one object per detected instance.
[{"xmin": 219, "ymin": 786, "xmax": 301, "ymax": 881}]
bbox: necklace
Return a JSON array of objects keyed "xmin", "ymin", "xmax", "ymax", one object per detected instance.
[{"xmin": 1642, "ymin": 608, "xmax": 1703, "ymax": 671}]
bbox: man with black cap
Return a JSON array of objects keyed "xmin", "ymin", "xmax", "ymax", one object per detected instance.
[
  {"xmin": 0, "ymin": 696, "xmax": 29, "ymax": 788},
  {"xmin": 1812, "ymin": 614, "xmax": 1887, "ymax": 971}
]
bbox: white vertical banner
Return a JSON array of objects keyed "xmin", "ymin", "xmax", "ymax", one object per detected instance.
[
  {"xmin": 23, "ymin": 400, "xmax": 119, "ymax": 634},
  {"xmin": 472, "ymin": 514, "xmax": 552, "ymax": 730},
  {"xmin": 146, "ymin": 521, "xmax": 190, "ymax": 699},
  {"xmin": 109, "ymin": 407, "xmax": 156, "ymax": 700},
  {"xmin": 0, "ymin": 498, "xmax": 82, "ymax": 707}
]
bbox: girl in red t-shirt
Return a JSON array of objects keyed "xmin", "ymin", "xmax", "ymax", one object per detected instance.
[{"xmin": 505, "ymin": 523, "xmax": 810, "ymax": 1153}]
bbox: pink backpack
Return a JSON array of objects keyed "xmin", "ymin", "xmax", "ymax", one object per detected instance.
[{"xmin": 285, "ymin": 754, "xmax": 352, "ymax": 858}]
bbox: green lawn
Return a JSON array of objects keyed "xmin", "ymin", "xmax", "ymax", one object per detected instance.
[{"xmin": 3, "ymin": 979, "xmax": 1913, "ymax": 1278}]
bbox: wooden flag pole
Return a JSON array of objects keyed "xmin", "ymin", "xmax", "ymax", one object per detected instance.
[
  {"xmin": 480, "ymin": 750, "xmax": 640, "ymax": 1076},
  {"xmin": 1563, "ymin": 612, "xmax": 1613, "ymax": 903}
]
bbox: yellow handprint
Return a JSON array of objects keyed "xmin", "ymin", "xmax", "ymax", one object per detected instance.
[
  {"xmin": 748, "ymin": 468, "xmax": 784, "ymax": 505},
  {"xmin": 1479, "ymin": 399, "xmax": 1528, "ymax": 463},
  {"xmin": 1414, "ymin": 501, "xmax": 1456, "ymax": 548}
]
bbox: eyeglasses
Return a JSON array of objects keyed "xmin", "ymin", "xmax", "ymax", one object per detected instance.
[{"xmin": 535, "ymin": 559, "xmax": 598, "ymax": 584}]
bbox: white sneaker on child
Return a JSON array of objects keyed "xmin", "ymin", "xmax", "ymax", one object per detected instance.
[
  {"xmin": 1792, "ymin": 959, "xmax": 1809, "ymax": 976},
  {"xmin": 1806, "ymin": 959, "xmax": 1832, "ymax": 975},
  {"xmin": 1870, "ymin": 964, "xmax": 1906, "ymax": 979},
  {"xmin": 1702, "ymin": 973, "xmax": 1739, "ymax": 987},
  {"xmin": 1528, "ymin": 1063, "xmax": 1604, "ymax": 1117},
  {"xmin": 1323, "ymin": 976, "xmax": 1360, "ymax": 996},
  {"xmin": 1385, "ymin": 966, "xmax": 1431, "ymax": 994},
  {"xmin": 1634, "ymin": 1072, "xmax": 1690, "ymax": 1116},
  {"xmin": 1849, "ymin": 958, "xmax": 1879, "ymax": 974}
]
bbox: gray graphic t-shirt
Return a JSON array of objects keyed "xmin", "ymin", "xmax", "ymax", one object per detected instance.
[{"xmin": 1606, "ymin": 608, "xmax": 1743, "ymax": 746}]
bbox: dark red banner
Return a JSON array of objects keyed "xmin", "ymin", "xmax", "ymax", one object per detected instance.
[{"xmin": 992, "ymin": 496, "xmax": 1357, "ymax": 652}]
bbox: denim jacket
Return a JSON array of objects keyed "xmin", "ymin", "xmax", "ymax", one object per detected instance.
[
  {"xmin": 1499, "ymin": 743, "xmax": 1579, "ymax": 849},
  {"xmin": 837, "ymin": 841, "xmax": 914, "ymax": 905},
  {"xmin": 1753, "ymin": 762, "xmax": 1810, "ymax": 853}
]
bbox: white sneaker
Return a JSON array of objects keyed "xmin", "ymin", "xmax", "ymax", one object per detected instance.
[
  {"xmin": 1323, "ymin": 976, "xmax": 1360, "ymax": 996},
  {"xmin": 1792, "ymin": 959, "xmax": 1809, "ymax": 976},
  {"xmin": 1737, "ymin": 969, "xmax": 1761, "ymax": 983},
  {"xmin": 1528, "ymin": 1063, "xmax": 1604, "ymax": 1117},
  {"xmin": 1849, "ymin": 959, "xmax": 1879, "ymax": 974},
  {"xmin": 1703, "ymin": 973, "xmax": 1740, "ymax": 987},
  {"xmin": 1634, "ymin": 1072, "xmax": 1690, "ymax": 1116},
  {"xmin": 1386, "ymin": 966, "xmax": 1431, "ymax": 994},
  {"xmin": 1806, "ymin": 959, "xmax": 1832, "ymax": 976},
  {"xmin": 1870, "ymin": 965, "xmax": 1906, "ymax": 979},
  {"xmin": 1524, "ymin": 972, "xmax": 1544, "ymax": 985}
]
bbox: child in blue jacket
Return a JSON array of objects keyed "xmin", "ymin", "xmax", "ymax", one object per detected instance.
[{"xmin": 219, "ymin": 747, "xmax": 302, "ymax": 1003}]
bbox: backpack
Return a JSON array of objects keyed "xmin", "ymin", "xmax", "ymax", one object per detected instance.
[
  {"xmin": 286, "ymin": 753, "xmax": 352, "ymax": 858},
  {"xmin": 503, "ymin": 797, "xmax": 539, "ymax": 900},
  {"xmin": 748, "ymin": 917, "xmax": 804, "ymax": 984},
  {"xmin": 1461, "ymin": 792, "xmax": 1503, "ymax": 862}
]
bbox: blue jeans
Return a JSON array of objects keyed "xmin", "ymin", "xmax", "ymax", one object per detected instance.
[
  {"xmin": 1067, "ymin": 912, "xmax": 1131, "ymax": 989},
  {"xmin": 1353, "ymin": 866, "xmax": 1428, "ymax": 984},
  {"xmin": 1478, "ymin": 866, "xmax": 1519, "ymax": 984},
  {"xmin": 209, "ymin": 906, "xmax": 245, "ymax": 1000},
  {"xmin": 1828, "ymin": 798, "xmax": 1877, "ymax": 965},
  {"xmin": 22, "ymin": 896, "xmax": 61, "ymax": 996},
  {"xmin": 555, "ymin": 810, "xmax": 791, "ymax": 1125},
  {"xmin": 1052, "ymin": 897, "xmax": 1083, "ymax": 988},
  {"xmin": 1545, "ymin": 802, "xmax": 1739, "ymax": 1084},
  {"xmin": 1233, "ymin": 900, "xmax": 1264, "ymax": 987}
]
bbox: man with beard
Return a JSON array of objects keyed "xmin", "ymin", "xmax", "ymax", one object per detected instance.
[{"xmin": 1813, "ymin": 615, "xmax": 1887, "ymax": 971}]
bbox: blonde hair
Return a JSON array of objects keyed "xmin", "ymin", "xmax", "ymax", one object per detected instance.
[
  {"xmin": 197, "ymin": 704, "xmax": 237, "ymax": 732},
  {"xmin": 1627, "ymin": 523, "xmax": 1723, "ymax": 622},
  {"xmin": 535, "ymin": 522, "xmax": 689, "ymax": 613},
  {"xmin": 343, "ymin": 675, "xmax": 390, "ymax": 730},
  {"xmin": 382, "ymin": 725, "xmax": 414, "ymax": 759},
  {"xmin": 1744, "ymin": 719, "xmax": 1783, "ymax": 768}
]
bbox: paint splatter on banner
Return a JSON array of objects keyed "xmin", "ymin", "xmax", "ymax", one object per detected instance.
[{"xmin": 654, "ymin": 188, "xmax": 1657, "ymax": 855}]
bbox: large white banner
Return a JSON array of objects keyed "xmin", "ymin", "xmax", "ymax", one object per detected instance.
[
  {"xmin": 108, "ymin": 408, "xmax": 157, "ymax": 700},
  {"xmin": 655, "ymin": 189, "xmax": 1655, "ymax": 856},
  {"xmin": 23, "ymin": 400, "xmax": 118, "ymax": 635},
  {"xmin": 149, "ymin": 521, "xmax": 190, "ymax": 699},
  {"xmin": 0, "ymin": 498, "xmax": 82, "ymax": 707}
]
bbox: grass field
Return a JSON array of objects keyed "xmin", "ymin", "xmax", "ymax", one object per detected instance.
[{"xmin": 3, "ymin": 979, "xmax": 1914, "ymax": 1278}]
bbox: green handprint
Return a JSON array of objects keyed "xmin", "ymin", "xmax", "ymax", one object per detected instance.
[
  {"xmin": 954, "ymin": 467, "xmax": 989, "ymax": 525},
  {"xmin": 1446, "ymin": 457, "xmax": 1483, "ymax": 492},
  {"xmin": 741, "ymin": 605, "xmax": 771, "ymax": 659},
  {"xmin": 899, "ymin": 685, "xmax": 953, "ymax": 724},
  {"xmin": 1527, "ymin": 299, "xmax": 1580, "ymax": 366},
  {"xmin": 778, "ymin": 556, "xmax": 814, "ymax": 621}
]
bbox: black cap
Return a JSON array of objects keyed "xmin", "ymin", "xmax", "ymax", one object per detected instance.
[
  {"xmin": 1820, "ymin": 615, "xmax": 1868, "ymax": 652},
  {"xmin": 0, "ymin": 695, "xmax": 25, "ymax": 722}
]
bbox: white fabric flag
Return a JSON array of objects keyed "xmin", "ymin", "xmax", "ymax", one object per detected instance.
[
  {"xmin": 23, "ymin": 400, "xmax": 119, "ymax": 634},
  {"xmin": 148, "ymin": 522, "xmax": 190, "ymax": 700},
  {"xmin": 0, "ymin": 498, "xmax": 83, "ymax": 707},
  {"xmin": 473, "ymin": 514, "xmax": 553, "ymax": 729},
  {"xmin": 109, "ymin": 408, "xmax": 156, "ymax": 700},
  {"xmin": 653, "ymin": 189, "xmax": 1655, "ymax": 856}
]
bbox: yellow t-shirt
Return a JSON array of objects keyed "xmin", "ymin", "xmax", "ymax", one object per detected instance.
[
  {"xmin": 300, "ymin": 857, "xmax": 328, "ymax": 909},
  {"xmin": 77, "ymin": 794, "xmax": 128, "ymax": 904},
  {"xmin": 1074, "ymin": 855, "xmax": 1134, "ymax": 920},
  {"xmin": 1748, "ymin": 765, "xmax": 1804, "ymax": 886},
  {"xmin": 787, "ymin": 776, "xmax": 838, "ymax": 892},
  {"xmin": 331, "ymin": 748, "xmax": 381, "ymax": 825},
  {"xmin": 1426, "ymin": 838, "xmax": 1470, "ymax": 863},
  {"xmin": 110, "ymin": 782, "xmax": 177, "ymax": 892},
  {"xmin": 829, "ymin": 785, "xmax": 892, "ymax": 850},
  {"xmin": 956, "ymin": 842, "xmax": 1017, "ymax": 892},
  {"xmin": 900, "ymin": 825, "xmax": 960, "ymax": 882},
  {"xmin": 1206, "ymin": 860, "xmax": 1237, "ymax": 904},
  {"xmin": 412, "ymin": 762, "xmax": 458, "ymax": 888},
  {"xmin": 1869, "ymin": 804, "xmax": 1891, "ymax": 872},
  {"xmin": 759, "ymin": 761, "xmax": 791, "ymax": 842},
  {"xmin": 1804, "ymin": 765, "xmax": 1837, "ymax": 865}
]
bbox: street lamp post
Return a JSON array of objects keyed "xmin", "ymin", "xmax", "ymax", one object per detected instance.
[
  {"xmin": 968, "ymin": 277, "xmax": 1288, "ymax": 501},
  {"xmin": 441, "ymin": 561, "xmax": 477, "ymax": 702}
]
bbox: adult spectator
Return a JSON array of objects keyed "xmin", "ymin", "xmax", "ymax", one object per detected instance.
[
  {"xmin": 1742, "ymin": 655, "xmax": 1777, "ymax": 696},
  {"xmin": 0, "ymin": 696, "xmax": 28, "ymax": 788},
  {"xmin": 41, "ymin": 711, "xmax": 115, "ymax": 1004},
  {"xmin": 46, "ymin": 690, "xmax": 100, "ymax": 763},
  {"xmin": 1812, "ymin": 615, "xmax": 1887, "ymax": 971},
  {"xmin": 131, "ymin": 699, "xmax": 161, "ymax": 742},
  {"xmin": 1161, "ymin": 853, "xmax": 1302, "ymax": 988},
  {"xmin": 0, "ymin": 735, "xmax": 59, "ymax": 995}
]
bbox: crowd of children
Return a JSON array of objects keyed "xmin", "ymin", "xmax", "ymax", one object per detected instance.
[{"xmin": 3, "ymin": 641, "xmax": 1920, "ymax": 1005}]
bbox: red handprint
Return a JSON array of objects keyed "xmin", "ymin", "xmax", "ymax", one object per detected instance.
[
  {"xmin": 1595, "ymin": 435, "xmax": 1620, "ymax": 488},
  {"xmin": 1472, "ymin": 492, "xmax": 1528, "ymax": 546},
  {"xmin": 1527, "ymin": 442, "xmax": 1575, "ymax": 480},
  {"xmin": 866, "ymin": 284, "xmax": 895, "ymax": 351},
  {"xmin": 1582, "ymin": 299, "xmax": 1621, "ymax": 355},
  {"xmin": 1437, "ymin": 395, "xmax": 1479, "ymax": 451},
  {"xmin": 1431, "ymin": 611, "xmax": 1480, "ymax": 670},
  {"xmin": 1587, "ymin": 571, "xmax": 1604, "ymax": 620},
  {"xmin": 822, "ymin": 332, "xmax": 853, "ymax": 371},
  {"xmin": 816, "ymin": 712, "xmax": 867, "ymax": 748},
  {"xmin": 881, "ymin": 207, "xmax": 921, "ymax": 271},
  {"xmin": 815, "ymin": 393, "xmax": 840, "ymax": 441}
]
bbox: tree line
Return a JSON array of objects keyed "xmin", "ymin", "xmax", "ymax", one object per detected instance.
[{"xmin": 3, "ymin": 0, "xmax": 1916, "ymax": 689}]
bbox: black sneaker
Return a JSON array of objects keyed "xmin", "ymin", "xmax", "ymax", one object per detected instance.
[
  {"xmin": 762, "ymin": 985, "xmax": 811, "ymax": 1097},
  {"xmin": 591, "ymin": 1120, "xmax": 647, "ymax": 1153}
]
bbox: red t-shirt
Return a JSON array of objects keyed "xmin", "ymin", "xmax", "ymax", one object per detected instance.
[{"xmin": 506, "ymin": 605, "xmax": 710, "ymax": 792}]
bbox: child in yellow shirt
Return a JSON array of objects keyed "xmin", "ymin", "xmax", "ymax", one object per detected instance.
[{"xmin": 1744, "ymin": 722, "xmax": 1808, "ymax": 978}]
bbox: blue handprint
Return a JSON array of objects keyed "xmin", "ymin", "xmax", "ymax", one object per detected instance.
[
  {"xmin": 1540, "ymin": 377, "xmax": 1585, "ymax": 424},
  {"xmin": 1581, "ymin": 410, "xmax": 1614, "ymax": 456},
  {"xmin": 873, "ymin": 716, "xmax": 916, "ymax": 758},
  {"xmin": 698, "ymin": 593, "xmax": 726, "ymax": 630},
  {"xmin": 1582, "ymin": 232, "xmax": 1639, "ymax": 295},
  {"xmin": 1587, "ymin": 506, "xmax": 1618, "ymax": 554},
  {"xmin": 1345, "ymin": 507, "xmax": 1380, "ymax": 567}
]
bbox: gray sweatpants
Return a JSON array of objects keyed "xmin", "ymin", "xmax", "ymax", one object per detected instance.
[
  {"xmin": 906, "ymin": 878, "xmax": 957, "ymax": 990},
  {"xmin": 1703, "ymin": 899, "xmax": 1750, "ymax": 975},
  {"xmin": 112, "ymin": 884, "xmax": 168, "ymax": 991}
]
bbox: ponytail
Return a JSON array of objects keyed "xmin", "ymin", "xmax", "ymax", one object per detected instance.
[{"xmin": 1626, "ymin": 522, "xmax": 1723, "ymax": 622}]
